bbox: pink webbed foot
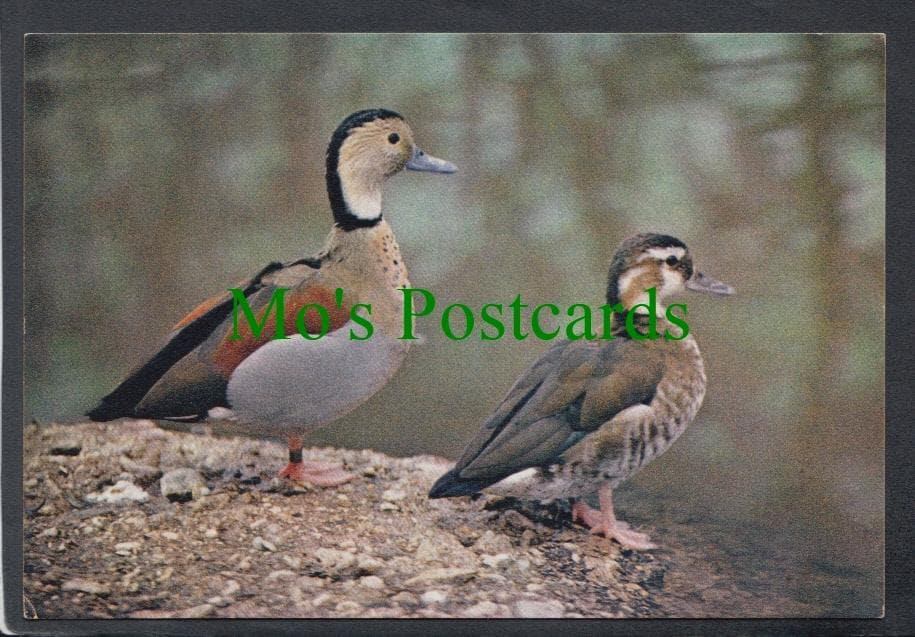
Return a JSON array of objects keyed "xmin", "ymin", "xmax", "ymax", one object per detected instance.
[
  {"xmin": 278, "ymin": 435, "xmax": 354, "ymax": 488},
  {"xmin": 278, "ymin": 461, "xmax": 354, "ymax": 487},
  {"xmin": 572, "ymin": 487, "xmax": 656, "ymax": 551}
]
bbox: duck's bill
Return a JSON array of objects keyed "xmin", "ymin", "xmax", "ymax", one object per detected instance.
[
  {"xmin": 406, "ymin": 147, "xmax": 457, "ymax": 174},
  {"xmin": 685, "ymin": 271, "xmax": 735, "ymax": 297}
]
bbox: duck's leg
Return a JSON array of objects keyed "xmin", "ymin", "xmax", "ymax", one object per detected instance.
[
  {"xmin": 573, "ymin": 484, "xmax": 656, "ymax": 550},
  {"xmin": 277, "ymin": 435, "xmax": 354, "ymax": 487}
]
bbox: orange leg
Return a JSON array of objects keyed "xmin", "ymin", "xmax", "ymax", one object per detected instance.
[
  {"xmin": 277, "ymin": 435, "xmax": 354, "ymax": 487},
  {"xmin": 573, "ymin": 484, "xmax": 656, "ymax": 550}
]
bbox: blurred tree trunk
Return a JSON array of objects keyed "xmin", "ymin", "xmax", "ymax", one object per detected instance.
[{"xmin": 788, "ymin": 35, "xmax": 850, "ymax": 528}]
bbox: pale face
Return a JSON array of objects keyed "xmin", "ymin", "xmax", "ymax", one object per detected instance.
[
  {"xmin": 618, "ymin": 245, "xmax": 692, "ymax": 310},
  {"xmin": 335, "ymin": 118, "xmax": 416, "ymax": 221}
]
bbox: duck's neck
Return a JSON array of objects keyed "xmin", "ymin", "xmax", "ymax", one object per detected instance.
[
  {"xmin": 326, "ymin": 159, "xmax": 384, "ymax": 231},
  {"xmin": 607, "ymin": 270, "xmax": 666, "ymax": 318}
]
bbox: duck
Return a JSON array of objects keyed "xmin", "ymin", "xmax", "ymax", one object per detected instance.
[
  {"xmin": 428, "ymin": 233, "xmax": 733, "ymax": 550},
  {"xmin": 88, "ymin": 108, "xmax": 456, "ymax": 487}
]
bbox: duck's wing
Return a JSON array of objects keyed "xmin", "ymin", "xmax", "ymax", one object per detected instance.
[
  {"xmin": 429, "ymin": 338, "xmax": 664, "ymax": 497},
  {"xmin": 85, "ymin": 255, "xmax": 344, "ymax": 421}
]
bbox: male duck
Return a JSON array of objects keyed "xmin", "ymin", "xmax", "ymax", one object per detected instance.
[
  {"xmin": 89, "ymin": 108, "xmax": 456, "ymax": 487},
  {"xmin": 429, "ymin": 233, "xmax": 733, "ymax": 550}
]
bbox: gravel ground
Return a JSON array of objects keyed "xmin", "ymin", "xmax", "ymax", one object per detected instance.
[{"xmin": 23, "ymin": 420, "xmax": 821, "ymax": 619}]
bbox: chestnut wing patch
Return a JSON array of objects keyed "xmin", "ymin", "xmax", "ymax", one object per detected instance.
[
  {"xmin": 86, "ymin": 260, "xmax": 298, "ymax": 421},
  {"xmin": 212, "ymin": 284, "xmax": 351, "ymax": 377}
]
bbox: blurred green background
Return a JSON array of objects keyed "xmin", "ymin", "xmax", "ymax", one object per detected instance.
[{"xmin": 24, "ymin": 34, "xmax": 884, "ymax": 615}]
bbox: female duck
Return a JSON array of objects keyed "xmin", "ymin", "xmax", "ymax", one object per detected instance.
[{"xmin": 429, "ymin": 233, "xmax": 733, "ymax": 550}]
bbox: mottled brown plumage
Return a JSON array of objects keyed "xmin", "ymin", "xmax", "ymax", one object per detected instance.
[{"xmin": 429, "ymin": 233, "xmax": 733, "ymax": 550}]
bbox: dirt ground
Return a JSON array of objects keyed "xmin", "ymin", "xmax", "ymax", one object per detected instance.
[{"xmin": 23, "ymin": 420, "xmax": 827, "ymax": 619}]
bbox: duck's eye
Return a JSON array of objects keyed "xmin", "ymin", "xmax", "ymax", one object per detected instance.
[
  {"xmin": 666, "ymin": 255, "xmax": 679, "ymax": 266},
  {"xmin": 388, "ymin": 133, "xmax": 400, "ymax": 144}
]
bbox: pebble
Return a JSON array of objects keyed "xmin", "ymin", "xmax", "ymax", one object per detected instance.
[
  {"xmin": 481, "ymin": 553, "xmax": 512, "ymax": 569},
  {"xmin": 355, "ymin": 554, "xmax": 383, "ymax": 575},
  {"xmin": 206, "ymin": 595, "xmax": 230, "ymax": 607},
  {"xmin": 265, "ymin": 569, "xmax": 296, "ymax": 582},
  {"xmin": 85, "ymin": 480, "xmax": 149, "ymax": 505},
  {"xmin": 174, "ymin": 603, "xmax": 215, "ymax": 618},
  {"xmin": 514, "ymin": 599, "xmax": 565, "ymax": 618},
  {"xmin": 114, "ymin": 541, "xmax": 141, "ymax": 556},
  {"xmin": 160, "ymin": 468, "xmax": 209, "ymax": 502},
  {"xmin": 252, "ymin": 536, "xmax": 277, "ymax": 552},
  {"xmin": 40, "ymin": 527, "xmax": 59, "ymax": 538},
  {"xmin": 473, "ymin": 530, "xmax": 513, "ymax": 555},
  {"xmin": 462, "ymin": 600, "xmax": 502, "ymax": 617},
  {"xmin": 312, "ymin": 592, "xmax": 333, "ymax": 607},
  {"xmin": 314, "ymin": 548, "xmax": 356, "ymax": 575},
  {"xmin": 220, "ymin": 580, "xmax": 240, "ymax": 597},
  {"xmin": 204, "ymin": 528, "xmax": 219, "ymax": 539},
  {"xmin": 335, "ymin": 600, "xmax": 363, "ymax": 613},
  {"xmin": 379, "ymin": 502, "xmax": 398, "ymax": 511},
  {"xmin": 391, "ymin": 591, "xmax": 418, "ymax": 606},
  {"xmin": 381, "ymin": 488, "xmax": 407, "ymax": 502},
  {"xmin": 421, "ymin": 590, "xmax": 448, "ymax": 605},
  {"xmin": 62, "ymin": 578, "xmax": 110, "ymax": 595},
  {"xmin": 359, "ymin": 575, "xmax": 385, "ymax": 590},
  {"xmin": 161, "ymin": 530, "xmax": 179, "ymax": 541}
]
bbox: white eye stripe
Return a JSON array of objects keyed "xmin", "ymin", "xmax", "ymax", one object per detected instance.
[{"xmin": 638, "ymin": 246, "xmax": 686, "ymax": 263}]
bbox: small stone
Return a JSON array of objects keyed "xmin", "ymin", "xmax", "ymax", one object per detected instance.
[
  {"xmin": 405, "ymin": 567, "xmax": 477, "ymax": 586},
  {"xmin": 265, "ymin": 569, "xmax": 296, "ymax": 582},
  {"xmin": 359, "ymin": 576, "xmax": 385, "ymax": 590},
  {"xmin": 473, "ymin": 530, "xmax": 513, "ymax": 555},
  {"xmin": 204, "ymin": 528, "xmax": 218, "ymax": 539},
  {"xmin": 237, "ymin": 559, "xmax": 252, "ymax": 571},
  {"xmin": 462, "ymin": 600, "xmax": 501, "ymax": 618},
  {"xmin": 312, "ymin": 592, "xmax": 333, "ymax": 607},
  {"xmin": 355, "ymin": 554, "xmax": 383, "ymax": 575},
  {"xmin": 335, "ymin": 600, "xmax": 363, "ymax": 613},
  {"xmin": 252, "ymin": 536, "xmax": 277, "ymax": 552},
  {"xmin": 174, "ymin": 603, "xmax": 214, "ymax": 618},
  {"xmin": 160, "ymin": 468, "xmax": 209, "ymax": 502},
  {"xmin": 314, "ymin": 548, "xmax": 356, "ymax": 576},
  {"xmin": 379, "ymin": 502, "xmax": 399, "ymax": 511},
  {"xmin": 85, "ymin": 480, "xmax": 149, "ymax": 505},
  {"xmin": 514, "ymin": 599, "xmax": 565, "ymax": 618},
  {"xmin": 455, "ymin": 525, "xmax": 479, "ymax": 547},
  {"xmin": 421, "ymin": 590, "xmax": 448, "ymax": 605},
  {"xmin": 161, "ymin": 531, "xmax": 180, "ymax": 541},
  {"xmin": 391, "ymin": 591, "xmax": 418, "ymax": 606},
  {"xmin": 206, "ymin": 596, "xmax": 230, "ymax": 608},
  {"xmin": 296, "ymin": 576, "xmax": 325, "ymax": 591},
  {"xmin": 114, "ymin": 541, "xmax": 141, "ymax": 556},
  {"xmin": 481, "ymin": 553, "xmax": 512, "ymax": 569},
  {"xmin": 282, "ymin": 555, "xmax": 302, "ymax": 570},
  {"xmin": 220, "ymin": 580, "xmax": 240, "ymax": 597},
  {"xmin": 381, "ymin": 488, "xmax": 406, "ymax": 502},
  {"xmin": 62, "ymin": 579, "xmax": 110, "ymax": 595},
  {"xmin": 40, "ymin": 527, "xmax": 59, "ymax": 538}
]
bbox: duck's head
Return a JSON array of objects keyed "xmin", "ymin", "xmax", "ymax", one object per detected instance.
[
  {"xmin": 606, "ymin": 233, "xmax": 734, "ymax": 312},
  {"xmin": 326, "ymin": 108, "xmax": 456, "ymax": 231}
]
